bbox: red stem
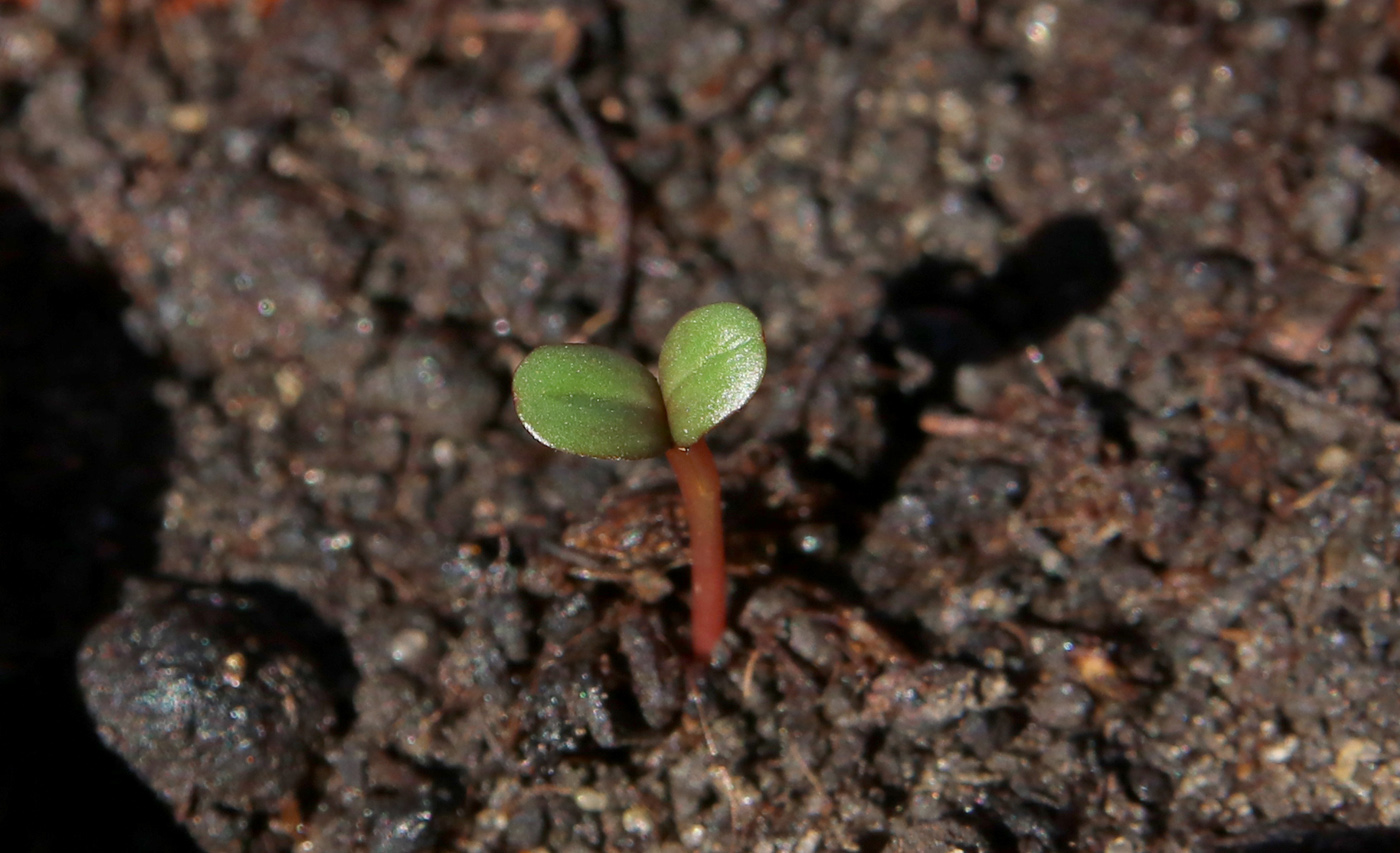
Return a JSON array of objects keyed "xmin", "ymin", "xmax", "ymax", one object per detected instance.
[{"xmin": 665, "ymin": 438, "xmax": 726, "ymax": 662}]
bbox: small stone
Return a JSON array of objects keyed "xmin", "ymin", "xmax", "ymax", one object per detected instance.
[
  {"xmin": 622, "ymin": 805, "xmax": 654, "ymax": 836},
  {"xmin": 573, "ymin": 787, "xmax": 608, "ymax": 812},
  {"xmin": 1315, "ymin": 445, "xmax": 1353, "ymax": 477},
  {"xmin": 78, "ymin": 581, "xmax": 339, "ymax": 849},
  {"xmin": 1333, "ymin": 738, "xmax": 1380, "ymax": 784},
  {"xmin": 390, "ymin": 628, "xmax": 431, "ymax": 668},
  {"xmin": 1262, "ymin": 735, "xmax": 1299, "ymax": 764}
]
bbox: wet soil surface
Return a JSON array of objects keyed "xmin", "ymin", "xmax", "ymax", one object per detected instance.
[{"xmin": 4, "ymin": 1, "xmax": 1400, "ymax": 851}]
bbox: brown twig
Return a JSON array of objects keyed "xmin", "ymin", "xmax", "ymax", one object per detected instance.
[{"xmin": 554, "ymin": 76, "xmax": 633, "ymax": 344}]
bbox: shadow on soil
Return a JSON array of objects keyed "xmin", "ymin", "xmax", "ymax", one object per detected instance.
[
  {"xmin": 1219, "ymin": 826, "xmax": 1400, "ymax": 853},
  {"xmin": 0, "ymin": 190, "xmax": 198, "ymax": 852},
  {"xmin": 857, "ymin": 211, "xmax": 1122, "ymax": 515},
  {"xmin": 881, "ymin": 212, "xmax": 1121, "ymax": 374},
  {"xmin": 770, "ymin": 213, "xmax": 1124, "ymax": 655}
]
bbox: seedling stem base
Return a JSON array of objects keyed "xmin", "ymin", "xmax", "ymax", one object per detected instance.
[{"xmin": 666, "ymin": 438, "xmax": 725, "ymax": 662}]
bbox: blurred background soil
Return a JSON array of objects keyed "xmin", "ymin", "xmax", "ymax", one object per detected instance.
[{"xmin": 4, "ymin": 0, "xmax": 1400, "ymax": 851}]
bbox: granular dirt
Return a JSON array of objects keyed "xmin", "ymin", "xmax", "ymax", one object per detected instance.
[{"xmin": 4, "ymin": 1, "xmax": 1400, "ymax": 851}]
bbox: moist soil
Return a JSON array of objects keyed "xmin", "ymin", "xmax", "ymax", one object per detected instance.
[{"xmin": 3, "ymin": 1, "xmax": 1400, "ymax": 851}]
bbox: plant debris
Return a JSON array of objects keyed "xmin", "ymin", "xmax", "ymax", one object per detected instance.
[{"xmin": 4, "ymin": 1, "xmax": 1400, "ymax": 851}]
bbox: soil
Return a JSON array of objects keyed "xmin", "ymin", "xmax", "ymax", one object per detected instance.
[{"xmin": 3, "ymin": 1, "xmax": 1400, "ymax": 851}]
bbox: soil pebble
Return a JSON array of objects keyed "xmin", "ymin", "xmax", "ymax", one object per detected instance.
[{"xmin": 78, "ymin": 580, "xmax": 342, "ymax": 852}]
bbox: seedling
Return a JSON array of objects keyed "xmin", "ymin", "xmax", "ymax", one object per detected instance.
[{"xmin": 512, "ymin": 303, "xmax": 766, "ymax": 662}]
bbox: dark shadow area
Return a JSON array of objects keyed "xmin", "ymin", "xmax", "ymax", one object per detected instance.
[
  {"xmin": 0, "ymin": 190, "xmax": 199, "ymax": 852},
  {"xmin": 211, "ymin": 580, "xmax": 362, "ymax": 735},
  {"xmin": 1217, "ymin": 826, "xmax": 1400, "ymax": 853},
  {"xmin": 768, "ymin": 214, "xmax": 1123, "ymax": 657},
  {"xmin": 880, "ymin": 213, "xmax": 1121, "ymax": 378},
  {"xmin": 858, "ymin": 212, "xmax": 1121, "ymax": 499}
]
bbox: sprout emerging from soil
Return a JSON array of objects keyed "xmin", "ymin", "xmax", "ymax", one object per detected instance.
[{"xmin": 512, "ymin": 303, "xmax": 766, "ymax": 662}]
